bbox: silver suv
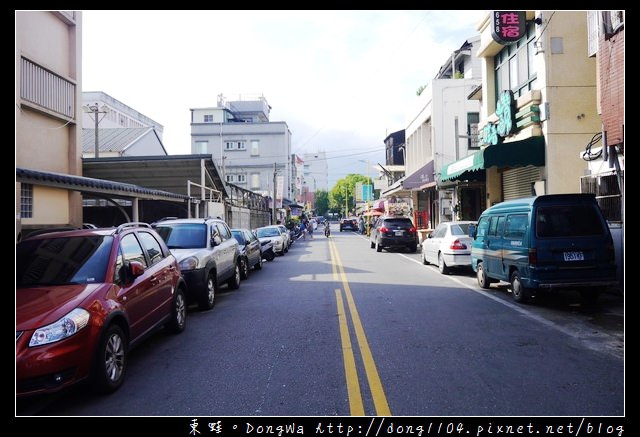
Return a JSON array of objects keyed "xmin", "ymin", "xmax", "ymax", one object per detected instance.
[{"xmin": 154, "ymin": 218, "xmax": 241, "ymax": 310}]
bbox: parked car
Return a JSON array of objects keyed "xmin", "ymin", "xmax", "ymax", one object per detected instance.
[
  {"xmin": 470, "ymin": 194, "xmax": 618, "ymax": 303},
  {"xmin": 255, "ymin": 225, "xmax": 287, "ymax": 256},
  {"xmin": 277, "ymin": 224, "xmax": 292, "ymax": 249},
  {"xmin": 153, "ymin": 217, "xmax": 241, "ymax": 311},
  {"xmin": 339, "ymin": 217, "xmax": 358, "ymax": 231},
  {"xmin": 421, "ymin": 221, "xmax": 475, "ymax": 274},
  {"xmin": 369, "ymin": 215, "xmax": 418, "ymax": 253},
  {"xmin": 16, "ymin": 223, "xmax": 187, "ymax": 398},
  {"xmin": 231, "ymin": 228, "xmax": 263, "ymax": 279}
]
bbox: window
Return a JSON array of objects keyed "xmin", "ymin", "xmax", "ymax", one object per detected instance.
[
  {"xmin": 251, "ymin": 140, "xmax": 260, "ymax": 156},
  {"xmin": 226, "ymin": 174, "xmax": 236, "ymax": 183},
  {"xmin": 494, "ymin": 22, "xmax": 537, "ymax": 99},
  {"xmin": 237, "ymin": 174, "xmax": 246, "ymax": 183},
  {"xmin": 138, "ymin": 231, "xmax": 164, "ymax": 266},
  {"xmin": 195, "ymin": 140, "xmax": 208, "ymax": 154},
  {"xmin": 467, "ymin": 112, "xmax": 480, "ymax": 149},
  {"xmin": 504, "ymin": 214, "xmax": 528, "ymax": 240},
  {"xmin": 251, "ymin": 174, "xmax": 261, "ymax": 190},
  {"xmin": 204, "ymin": 114, "xmax": 213, "ymax": 122},
  {"xmin": 119, "ymin": 234, "xmax": 148, "ymax": 267},
  {"xmin": 225, "ymin": 141, "xmax": 246, "ymax": 151},
  {"xmin": 476, "ymin": 216, "xmax": 490, "ymax": 238},
  {"xmin": 21, "ymin": 183, "xmax": 33, "ymax": 219}
]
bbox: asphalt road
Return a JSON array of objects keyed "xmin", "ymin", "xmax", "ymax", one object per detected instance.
[{"xmin": 16, "ymin": 226, "xmax": 624, "ymax": 419}]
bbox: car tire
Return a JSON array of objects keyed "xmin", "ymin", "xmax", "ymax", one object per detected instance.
[
  {"xmin": 254, "ymin": 255, "xmax": 263, "ymax": 270},
  {"xmin": 476, "ymin": 262, "xmax": 494, "ymax": 289},
  {"xmin": 438, "ymin": 253, "xmax": 450, "ymax": 275},
  {"xmin": 91, "ymin": 324, "xmax": 127, "ymax": 394},
  {"xmin": 375, "ymin": 240, "xmax": 382, "ymax": 252},
  {"xmin": 166, "ymin": 286, "xmax": 187, "ymax": 334},
  {"xmin": 510, "ymin": 270, "xmax": 530, "ymax": 303},
  {"xmin": 239, "ymin": 257, "xmax": 249, "ymax": 280},
  {"xmin": 198, "ymin": 272, "xmax": 217, "ymax": 311},
  {"xmin": 265, "ymin": 251, "xmax": 275, "ymax": 262},
  {"xmin": 408, "ymin": 245, "xmax": 417, "ymax": 253},
  {"xmin": 227, "ymin": 263, "xmax": 241, "ymax": 290},
  {"xmin": 370, "ymin": 240, "xmax": 375, "ymax": 249}
]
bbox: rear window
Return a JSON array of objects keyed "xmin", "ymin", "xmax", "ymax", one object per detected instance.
[
  {"xmin": 383, "ymin": 218, "xmax": 413, "ymax": 228},
  {"xmin": 155, "ymin": 223, "xmax": 207, "ymax": 249},
  {"xmin": 451, "ymin": 223, "xmax": 472, "ymax": 235},
  {"xmin": 536, "ymin": 205, "xmax": 606, "ymax": 238}
]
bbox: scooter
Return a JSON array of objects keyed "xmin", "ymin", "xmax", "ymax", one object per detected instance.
[
  {"xmin": 260, "ymin": 240, "xmax": 276, "ymax": 262},
  {"xmin": 324, "ymin": 224, "xmax": 331, "ymax": 238}
]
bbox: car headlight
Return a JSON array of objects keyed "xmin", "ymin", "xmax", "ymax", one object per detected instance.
[
  {"xmin": 29, "ymin": 308, "xmax": 90, "ymax": 347},
  {"xmin": 179, "ymin": 256, "xmax": 200, "ymax": 271}
]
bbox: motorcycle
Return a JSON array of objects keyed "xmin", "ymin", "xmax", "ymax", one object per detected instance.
[
  {"xmin": 260, "ymin": 240, "xmax": 276, "ymax": 262},
  {"xmin": 324, "ymin": 223, "xmax": 331, "ymax": 238}
]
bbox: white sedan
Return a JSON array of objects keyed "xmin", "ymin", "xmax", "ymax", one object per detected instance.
[
  {"xmin": 421, "ymin": 221, "xmax": 475, "ymax": 274},
  {"xmin": 256, "ymin": 226, "xmax": 288, "ymax": 256}
]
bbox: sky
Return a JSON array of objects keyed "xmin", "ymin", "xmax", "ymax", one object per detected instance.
[{"xmin": 82, "ymin": 10, "xmax": 487, "ymax": 189}]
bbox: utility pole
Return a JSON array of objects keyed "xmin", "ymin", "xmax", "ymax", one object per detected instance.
[
  {"xmin": 86, "ymin": 103, "xmax": 107, "ymax": 158},
  {"xmin": 273, "ymin": 162, "xmax": 277, "ymax": 224},
  {"xmin": 344, "ymin": 185, "xmax": 349, "ymax": 217}
]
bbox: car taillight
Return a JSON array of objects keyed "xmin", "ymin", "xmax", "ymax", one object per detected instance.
[
  {"xmin": 449, "ymin": 239, "xmax": 467, "ymax": 250},
  {"xmin": 379, "ymin": 226, "xmax": 389, "ymax": 233},
  {"xmin": 528, "ymin": 248, "xmax": 537, "ymax": 266},
  {"xmin": 408, "ymin": 227, "xmax": 416, "ymax": 233}
]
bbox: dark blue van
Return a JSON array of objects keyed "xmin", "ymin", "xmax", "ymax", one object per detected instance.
[{"xmin": 470, "ymin": 194, "xmax": 617, "ymax": 303}]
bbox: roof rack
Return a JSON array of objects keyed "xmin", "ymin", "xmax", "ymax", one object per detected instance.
[{"xmin": 115, "ymin": 222, "xmax": 151, "ymax": 234}]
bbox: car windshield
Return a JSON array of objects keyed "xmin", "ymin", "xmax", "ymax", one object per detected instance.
[
  {"xmin": 16, "ymin": 235, "xmax": 113, "ymax": 287},
  {"xmin": 257, "ymin": 228, "xmax": 280, "ymax": 238},
  {"xmin": 155, "ymin": 223, "xmax": 207, "ymax": 249},
  {"xmin": 451, "ymin": 223, "xmax": 472, "ymax": 235}
]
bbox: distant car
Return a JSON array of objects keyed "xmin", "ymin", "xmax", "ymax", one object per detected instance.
[
  {"xmin": 16, "ymin": 223, "xmax": 187, "ymax": 398},
  {"xmin": 369, "ymin": 215, "xmax": 418, "ymax": 253},
  {"xmin": 339, "ymin": 217, "xmax": 358, "ymax": 232},
  {"xmin": 256, "ymin": 225, "xmax": 288, "ymax": 256},
  {"xmin": 421, "ymin": 221, "xmax": 475, "ymax": 274},
  {"xmin": 231, "ymin": 228, "xmax": 263, "ymax": 279},
  {"xmin": 153, "ymin": 217, "xmax": 241, "ymax": 311}
]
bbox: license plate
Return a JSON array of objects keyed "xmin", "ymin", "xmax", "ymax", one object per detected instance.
[
  {"xmin": 563, "ymin": 251, "xmax": 584, "ymax": 261},
  {"xmin": 394, "ymin": 230, "xmax": 404, "ymax": 236}
]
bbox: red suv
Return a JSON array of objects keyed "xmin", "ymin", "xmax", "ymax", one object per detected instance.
[{"xmin": 16, "ymin": 223, "xmax": 187, "ymax": 398}]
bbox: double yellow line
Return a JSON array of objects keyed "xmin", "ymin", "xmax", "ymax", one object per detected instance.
[{"xmin": 328, "ymin": 238, "xmax": 391, "ymax": 416}]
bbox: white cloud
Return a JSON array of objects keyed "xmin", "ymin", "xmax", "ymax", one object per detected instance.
[{"xmin": 82, "ymin": 10, "xmax": 487, "ymax": 187}]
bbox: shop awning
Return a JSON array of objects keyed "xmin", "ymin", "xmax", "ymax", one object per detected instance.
[
  {"xmin": 403, "ymin": 160, "xmax": 435, "ymax": 190},
  {"xmin": 440, "ymin": 136, "xmax": 545, "ymax": 182}
]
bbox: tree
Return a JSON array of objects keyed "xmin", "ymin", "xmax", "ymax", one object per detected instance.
[
  {"xmin": 314, "ymin": 189, "xmax": 330, "ymax": 216},
  {"xmin": 329, "ymin": 174, "xmax": 371, "ymax": 217}
]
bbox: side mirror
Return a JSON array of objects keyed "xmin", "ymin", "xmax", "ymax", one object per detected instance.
[
  {"xmin": 120, "ymin": 260, "xmax": 145, "ymax": 284},
  {"xmin": 210, "ymin": 231, "xmax": 222, "ymax": 247},
  {"xmin": 468, "ymin": 224, "xmax": 477, "ymax": 239}
]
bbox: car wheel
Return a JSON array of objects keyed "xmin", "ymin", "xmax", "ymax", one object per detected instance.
[
  {"xmin": 254, "ymin": 255, "xmax": 263, "ymax": 270},
  {"xmin": 370, "ymin": 240, "xmax": 375, "ymax": 249},
  {"xmin": 239, "ymin": 257, "xmax": 249, "ymax": 280},
  {"xmin": 227, "ymin": 263, "xmax": 241, "ymax": 290},
  {"xmin": 198, "ymin": 272, "xmax": 217, "ymax": 311},
  {"xmin": 166, "ymin": 286, "xmax": 187, "ymax": 334},
  {"xmin": 265, "ymin": 251, "xmax": 275, "ymax": 262},
  {"xmin": 408, "ymin": 245, "xmax": 417, "ymax": 253},
  {"xmin": 510, "ymin": 270, "xmax": 530, "ymax": 303},
  {"xmin": 438, "ymin": 253, "xmax": 450, "ymax": 275},
  {"xmin": 92, "ymin": 324, "xmax": 127, "ymax": 394},
  {"xmin": 375, "ymin": 240, "xmax": 382, "ymax": 252},
  {"xmin": 476, "ymin": 262, "xmax": 493, "ymax": 289}
]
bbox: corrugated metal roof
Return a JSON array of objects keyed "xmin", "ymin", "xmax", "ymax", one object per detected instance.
[
  {"xmin": 82, "ymin": 127, "xmax": 156, "ymax": 153},
  {"xmin": 17, "ymin": 167, "xmax": 188, "ymax": 202}
]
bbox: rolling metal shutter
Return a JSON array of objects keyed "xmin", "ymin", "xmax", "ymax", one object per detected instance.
[{"xmin": 502, "ymin": 166, "xmax": 542, "ymax": 200}]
